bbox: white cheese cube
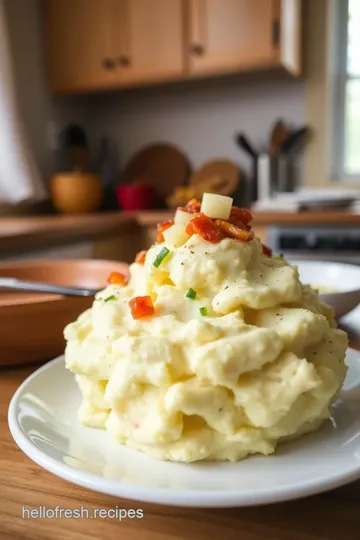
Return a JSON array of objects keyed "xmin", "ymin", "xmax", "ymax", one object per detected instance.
[
  {"xmin": 163, "ymin": 224, "xmax": 190, "ymax": 248},
  {"xmin": 200, "ymin": 193, "xmax": 233, "ymax": 219},
  {"xmin": 174, "ymin": 209, "xmax": 194, "ymax": 226}
]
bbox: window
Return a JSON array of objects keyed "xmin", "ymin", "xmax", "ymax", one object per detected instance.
[{"xmin": 334, "ymin": 0, "xmax": 360, "ymax": 179}]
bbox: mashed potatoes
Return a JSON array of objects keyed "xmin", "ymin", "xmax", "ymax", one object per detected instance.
[{"xmin": 64, "ymin": 196, "xmax": 348, "ymax": 462}]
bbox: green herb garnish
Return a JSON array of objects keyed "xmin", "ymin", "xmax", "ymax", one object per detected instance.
[
  {"xmin": 186, "ymin": 288, "xmax": 197, "ymax": 299},
  {"xmin": 199, "ymin": 306, "xmax": 208, "ymax": 316},
  {"xmin": 153, "ymin": 247, "xmax": 170, "ymax": 268},
  {"xmin": 104, "ymin": 295, "xmax": 117, "ymax": 302},
  {"xmin": 279, "ymin": 253, "xmax": 284, "ymax": 258}
]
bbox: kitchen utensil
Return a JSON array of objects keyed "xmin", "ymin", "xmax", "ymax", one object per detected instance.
[
  {"xmin": 235, "ymin": 133, "xmax": 258, "ymax": 158},
  {"xmin": 62, "ymin": 124, "xmax": 87, "ymax": 147},
  {"xmin": 123, "ymin": 144, "xmax": 190, "ymax": 199},
  {"xmin": 269, "ymin": 120, "xmax": 290, "ymax": 157},
  {"xmin": 50, "ymin": 171, "xmax": 103, "ymax": 214},
  {"xmin": 116, "ymin": 182, "xmax": 155, "ymax": 211},
  {"xmin": 0, "ymin": 259, "xmax": 128, "ymax": 367},
  {"xmin": 190, "ymin": 159, "xmax": 241, "ymax": 198},
  {"xmin": 280, "ymin": 127, "xmax": 310, "ymax": 155},
  {"xmin": 0, "ymin": 278, "xmax": 99, "ymax": 297},
  {"xmin": 9, "ymin": 348, "xmax": 360, "ymax": 505},
  {"xmin": 60, "ymin": 124, "xmax": 89, "ymax": 171}
]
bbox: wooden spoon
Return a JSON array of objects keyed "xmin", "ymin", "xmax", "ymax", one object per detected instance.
[{"xmin": 269, "ymin": 120, "xmax": 290, "ymax": 157}]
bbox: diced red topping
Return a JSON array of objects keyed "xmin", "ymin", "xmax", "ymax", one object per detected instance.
[
  {"xmin": 230, "ymin": 206, "xmax": 253, "ymax": 225},
  {"xmin": 178, "ymin": 198, "xmax": 201, "ymax": 214},
  {"xmin": 107, "ymin": 271, "xmax": 127, "ymax": 286},
  {"xmin": 129, "ymin": 295, "xmax": 155, "ymax": 319},
  {"xmin": 215, "ymin": 219, "xmax": 254, "ymax": 241},
  {"xmin": 262, "ymin": 244, "xmax": 272, "ymax": 256},
  {"xmin": 184, "ymin": 198, "xmax": 201, "ymax": 213},
  {"xmin": 227, "ymin": 215, "xmax": 251, "ymax": 231},
  {"xmin": 186, "ymin": 213, "xmax": 225, "ymax": 243},
  {"xmin": 135, "ymin": 250, "xmax": 147, "ymax": 265},
  {"xmin": 157, "ymin": 219, "xmax": 174, "ymax": 243}
]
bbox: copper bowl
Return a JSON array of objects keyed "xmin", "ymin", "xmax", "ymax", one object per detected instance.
[{"xmin": 0, "ymin": 259, "xmax": 128, "ymax": 367}]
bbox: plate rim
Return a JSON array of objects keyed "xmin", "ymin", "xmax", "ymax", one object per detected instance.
[{"xmin": 8, "ymin": 351, "xmax": 360, "ymax": 508}]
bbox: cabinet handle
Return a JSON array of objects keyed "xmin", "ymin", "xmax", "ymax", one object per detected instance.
[
  {"xmin": 117, "ymin": 56, "xmax": 131, "ymax": 67},
  {"xmin": 102, "ymin": 57, "xmax": 116, "ymax": 70},
  {"xmin": 190, "ymin": 44, "xmax": 204, "ymax": 56}
]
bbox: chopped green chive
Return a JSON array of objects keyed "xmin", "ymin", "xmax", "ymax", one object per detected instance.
[
  {"xmin": 279, "ymin": 253, "xmax": 284, "ymax": 258},
  {"xmin": 153, "ymin": 247, "xmax": 170, "ymax": 268},
  {"xmin": 186, "ymin": 288, "xmax": 197, "ymax": 299},
  {"xmin": 199, "ymin": 306, "xmax": 207, "ymax": 316},
  {"xmin": 104, "ymin": 295, "xmax": 117, "ymax": 302}
]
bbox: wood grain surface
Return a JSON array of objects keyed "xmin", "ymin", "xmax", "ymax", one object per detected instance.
[
  {"xmin": 0, "ymin": 212, "xmax": 136, "ymax": 254},
  {"xmin": 1, "ymin": 326, "xmax": 360, "ymax": 539}
]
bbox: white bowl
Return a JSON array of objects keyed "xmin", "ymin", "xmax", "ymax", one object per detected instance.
[{"xmin": 290, "ymin": 260, "xmax": 360, "ymax": 318}]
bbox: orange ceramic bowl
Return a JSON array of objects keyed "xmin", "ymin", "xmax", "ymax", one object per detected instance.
[
  {"xmin": 50, "ymin": 172, "xmax": 103, "ymax": 214},
  {"xmin": 0, "ymin": 259, "xmax": 128, "ymax": 367}
]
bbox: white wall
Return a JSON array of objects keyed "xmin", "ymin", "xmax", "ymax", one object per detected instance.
[
  {"xmin": 4, "ymin": 0, "xmax": 91, "ymax": 182},
  {"xmin": 89, "ymin": 76, "xmax": 306, "ymax": 180}
]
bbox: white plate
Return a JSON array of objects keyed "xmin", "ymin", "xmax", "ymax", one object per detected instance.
[{"xmin": 8, "ymin": 351, "xmax": 360, "ymax": 508}]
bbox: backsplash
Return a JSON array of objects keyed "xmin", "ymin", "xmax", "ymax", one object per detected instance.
[{"xmin": 89, "ymin": 76, "xmax": 306, "ymax": 181}]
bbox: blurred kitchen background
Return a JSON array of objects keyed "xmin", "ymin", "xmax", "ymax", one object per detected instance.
[{"xmin": 1, "ymin": 0, "xmax": 360, "ymax": 264}]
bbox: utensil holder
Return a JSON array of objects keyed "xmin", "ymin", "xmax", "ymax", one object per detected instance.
[{"xmin": 255, "ymin": 154, "xmax": 294, "ymax": 201}]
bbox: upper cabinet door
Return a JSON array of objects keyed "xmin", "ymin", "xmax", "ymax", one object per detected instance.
[
  {"xmin": 115, "ymin": 0, "xmax": 185, "ymax": 85},
  {"xmin": 42, "ymin": 0, "xmax": 117, "ymax": 93},
  {"xmin": 188, "ymin": 0, "xmax": 278, "ymax": 75}
]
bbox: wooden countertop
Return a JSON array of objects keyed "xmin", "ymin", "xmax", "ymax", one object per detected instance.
[
  {"xmin": 1, "ymin": 322, "xmax": 360, "ymax": 540},
  {"xmin": 0, "ymin": 212, "xmax": 137, "ymax": 252},
  {"xmin": 136, "ymin": 209, "xmax": 360, "ymax": 226},
  {"xmin": 2, "ymin": 209, "xmax": 360, "ymax": 254}
]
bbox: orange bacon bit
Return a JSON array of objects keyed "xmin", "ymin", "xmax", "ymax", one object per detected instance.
[
  {"xmin": 157, "ymin": 219, "xmax": 174, "ymax": 243},
  {"xmin": 262, "ymin": 244, "xmax": 272, "ymax": 256},
  {"xmin": 215, "ymin": 219, "xmax": 254, "ymax": 241},
  {"xmin": 227, "ymin": 215, "xmax": 252, "ymax": 231},
  {"xmin": 230, "ymin": 206, "xmax": 253, "ymax": 225},
  {"xmin": 107, "ymin": 271, "xmax": 127, "ymax": 286},
  {"xmin": 184, "ymin": 198, "xmax": 201, "ymax": 213},
  {"xmin": 186, "ymin": 213, "xmax": 225, "ymax": 243},
  {"xmin": 135, "ymin": 250, "xmax": 147, "ymax": 265},
  {"xmin": 129, "ymin": 295, "xmax": 155, "ymax": 319}
]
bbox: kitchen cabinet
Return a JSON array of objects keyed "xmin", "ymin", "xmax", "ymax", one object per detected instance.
[
  {"xmin": 42, "ymin": 0, "xmax": 117, "ymax": 93},
  {"xmin": 42, "ymin": 0, "xmax": 185, "ymax": 93},
  {"xmin": 187, "ymin": 0, "xmax": 301, "ymax": 76},
  {"xmin": 114, "ymin": 0, "xmax": 185, "ymax": 85},
  {"xmin": 42, "ymin": 0, "xmax": 301, "ymax": 94}
]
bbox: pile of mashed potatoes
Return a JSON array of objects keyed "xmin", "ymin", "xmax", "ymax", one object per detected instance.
[{"xmin": 64, "ymin": 195, "xmax": 348, "ymax": 462}]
